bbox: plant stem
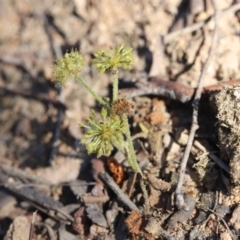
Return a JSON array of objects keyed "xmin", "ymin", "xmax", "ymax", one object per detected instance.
[
  {"xmin": 122, "ymin": 114, "xmax": 142, "ymax": 174},
  {"xmin": 76, "ymin": 76, "xmax": 110, "ymax": 111},
  {"xmin": 112, "ymin": 72, "xmax": 119, "ymax": 102}
]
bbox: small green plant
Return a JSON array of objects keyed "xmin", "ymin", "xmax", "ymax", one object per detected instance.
[{"xmin": 53, "ymin": 45, "xmax": 141, "ymax": 174}]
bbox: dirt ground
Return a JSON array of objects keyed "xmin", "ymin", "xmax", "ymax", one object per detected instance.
[{"xmin": 0, "ymin": 0, "xmax": 240, "ymax": 239}]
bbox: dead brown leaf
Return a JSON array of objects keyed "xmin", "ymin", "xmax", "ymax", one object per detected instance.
[{"xmin": 125, "ymin": 210, "xmax": 152, "ymax": 240}]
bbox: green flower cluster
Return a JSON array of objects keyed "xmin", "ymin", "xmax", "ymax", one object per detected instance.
[
  {"xmin": 53, "ymin": 50, "xmax": 84, "ymax": 83},
  {"xmin": 93, "ymin": 44, "xmax": 133, "ymax": 74},
  {"xmin": 81, "ymin": 108, "xmax": 126, "ymax": 157},
  {"xmin": 52, "ymin": 44, "xmax": 141, "ymax": 173}
]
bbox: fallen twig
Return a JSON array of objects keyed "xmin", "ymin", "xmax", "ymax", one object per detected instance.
[
  {"xmin": 0, "ymin": 175, "xmax": 72, "ymax": 224},
  {"xmin": 121, "ymin": 78, "xmax": 240, "ymax": 103},
  {"xmin": 192, "ymin": 141, "xmax": 230, "ymax": 173},
  {"xmin": 81, "ymin": 194, "xmax": 109, "ymax": 203},
  {"xmin": 163, "ymin": 2, "xmax": 240, "ymax": 43},
  {"xmin": 208, "ymin": 153, "xmax": 230, "ymax": 174},
  {"xmin": 199, "ymin": 205, "xmax": 237, "ymax": 240},
  {"xmin": 99, "ymin": 172, "xmax": 141, "ymax": 212},
  {"xmin": 36, "ymin": 222, "xmax": 57, "ymax": 240},
  {"xmin": 123, "ymin": 77, "xmax": 195, "ymax": 102},
  {"xmin": 0, "ymin": 162, "xmax": 50, "ymax": 185},
  {"xmin": 127, "ymin": 171, "xmax": 137, "ymax": 198},
  {"xmin": 175, "ymin": 0, "xmax": 219, "ymax": 210},
  {"xmin": 3, "ymin": 180, "xmax": 73, "ymax": 223}
]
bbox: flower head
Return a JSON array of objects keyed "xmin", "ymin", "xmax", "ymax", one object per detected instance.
[
  {"xmin": 53, "ymin": 49, "xmax": 84, "ymax": 83},
  {"xmin": 93, "ymin": 44, "xmax": 133, "ymax": 74},
  {"xmin": 81, "ymin": 108, "xmax": 126, "ymax": 157}
]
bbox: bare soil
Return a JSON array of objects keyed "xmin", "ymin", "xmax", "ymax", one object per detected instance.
[{"xmin": 0, "ymin": 0, "xmax": 240, "ymax": 239}]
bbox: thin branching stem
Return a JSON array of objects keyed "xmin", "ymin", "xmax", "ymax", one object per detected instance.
[
  {"xmin": 122, "ymin": 114, "xmax": 142, "ymax": 174},
  {"xmin": 76, "ymin": 76, "xmax": 110, "ymax": 110},
  {"xmin": 112, "ymin": 72, "xmax": 119, "ymax": 102},
  {"xmin": 175, "ymin": 0, "xmax": 219, "ymax": 210}
]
